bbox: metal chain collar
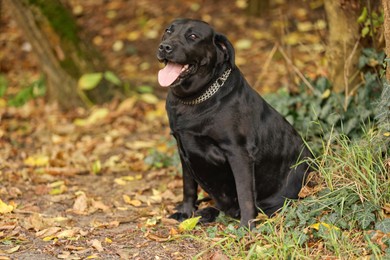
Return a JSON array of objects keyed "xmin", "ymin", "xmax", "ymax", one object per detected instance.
[{"xmin": 178, "ymin": 68, "xmax": 232, "ymax": 105}]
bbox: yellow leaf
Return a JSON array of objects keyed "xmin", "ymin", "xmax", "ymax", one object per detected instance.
[
  {"xmin": 56, "ymin": 229, "xmax": 77, "ymax": 238},
  {"xmin": 309, "ymin": 222, "xmax": 340, "ymax": 231},
  {"xmin": 24, "ymin": 155, "xmax": 49, "ymax": 167},
  {"xmin": 73, "ymin": 108, "xmax": 109, "ymax": 127},
  {"xmin": 321, "ymin": 89, "xmax": 331, "ymax": 99},
  {"xmin": 105, "ymin": 237, "xmax": 112, "ymax": 243},
  {"xmin": 235, "ymin": 39, "xmax": 252, "ymax": 50},
  {"xmin": 384, "ymin": 132, "xmax": 390, "ymax": 137},
  {"xmin": 42, "ymin": 235, "xmax": 57, "ymax": 241},
  {"xmin": 5, "ymin": 245, "xmax": 20, "ymax": 254},
  {"xmin": 0, "ymin": 199, "xmax": 14, "ymax": 214},
  {"xmin": 48, "ymin": 181, "xmax": 67, "ymax": 195},
  {"xmin": 122, "ymin": 195, "xmax": 142, "ymax": 207},
  {"xmin": 78, "ymin": 73, "xmax": 103, "ymax": 90},
  {"xmin": 122, "ymin": 195, "xmax": 132, "ymax": 204},
  {"xmin": 127, "ymin": 31, "xmax": 140, "ymax": 41},
  {"xmin": 139, "ymin": 93, "xmax": 159, "ymax": 104},
  {"xmin": 178, "ymin": 216, "xmax": 201, "ymax": 232},
  {"xmin": 145, "ymin": 217, "xmax": 158, "ymax": 227},
  {"xmin": 114, "ymin": 178, "xmax": 127, "ymax": 186},
  {"xmin": 48, "ymin": 181, "xmax": 65, "ymax": 188}
]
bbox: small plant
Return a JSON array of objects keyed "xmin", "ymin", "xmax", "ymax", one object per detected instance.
[
  {"xmin": 144, "ymin": 137, "xmax": 180, "ymax": 170},
  {"xmin": 357, "ymin": 6, "xmax": 384, "ymax": 38},
  {"xmin": 1, "ymin": 75, "xmax": 46, "ymax": 107},
  {"xmin": 265, "ymin": 48, "xmax": 384, "ymax": 154}
]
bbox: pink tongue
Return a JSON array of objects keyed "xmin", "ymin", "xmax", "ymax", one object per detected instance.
[{"xmin": 158, "ymin": 62, "xmax": 184, "ymax": 87}]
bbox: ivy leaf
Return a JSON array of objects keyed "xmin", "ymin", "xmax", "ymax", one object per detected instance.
[
  {"xmin": 375, "ymin": 218, "xmax": 390, "ymax": 233},
  {"xmin": 356, "ymin": 211, "xmax": 375, "ymax": 230},
  {"xmin": 78, "ymin": 73, "xmax": 103, "ymax": 90}
]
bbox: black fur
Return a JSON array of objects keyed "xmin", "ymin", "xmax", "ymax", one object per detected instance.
[{"xmin": 157, "ymin": 19, "xmax": 312, "ymax": 227}]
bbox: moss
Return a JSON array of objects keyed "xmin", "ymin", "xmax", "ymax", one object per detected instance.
[
  {"xmin": 27, "ymin": 0, "xmax": 79, "ymax": 45},
  {"xmin": 59, "ymin": 58, "xmax": 81, "ymax": 79}
]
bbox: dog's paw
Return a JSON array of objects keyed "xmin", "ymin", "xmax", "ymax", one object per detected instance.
[
  {"xmin": 195, "ymin": 207, "xmax": 220, "ymax": 223},
  {"xmin": 169, "ymin": 212, "xmax": 190, "ymax": 222}
]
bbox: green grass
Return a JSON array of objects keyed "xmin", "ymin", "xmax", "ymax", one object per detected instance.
[{"xmin": 171, "ymin": 127, "xmax": 390, "ymax": 259}]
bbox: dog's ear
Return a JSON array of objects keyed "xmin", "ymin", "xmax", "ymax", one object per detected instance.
[{"xmin": 215, "ymin": 33, "xmax": 235, "ymax": 68}]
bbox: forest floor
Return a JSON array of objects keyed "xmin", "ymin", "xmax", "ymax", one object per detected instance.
[{"xmin": 1, "ymin": 0, "xmax": 329, "ymax": 259}]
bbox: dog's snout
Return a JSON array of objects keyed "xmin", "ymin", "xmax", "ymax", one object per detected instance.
[{"xmin": 159, "ymin": 43, "xmax": 173, "ymax": 54}]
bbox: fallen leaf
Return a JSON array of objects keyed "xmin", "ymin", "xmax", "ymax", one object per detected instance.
[
  {"xmin": 90, "ymin": 199, "xmax": 110, "ymax": 212},
  {"xmin": 139, "ymin": 93, "xmax": 159, "ymax": 104},
  {"xmin": 179, "ymin": 216, "xmax": 201, "ymax": 232},
  {"xmin": 145, "ymin": 217, "xmax": 158, "ymax": 227},
  {"xmin": 4, "ymin": 245, "xmax": 20, "ymax": 254},
  {"xmin": 73, "ymin": 192, "xmax": 88, "ymax": 214},
  {"xmin": 57, "ymin": 251, "xmax": 71, "ymax": 259},
  {"xmin": 74, "ymin": 108, "xmax": 109, "ymax": 127},
  {"xmin": 235, "ymin": 39, "xmax": 252, "ymax": 50},
  {"xmin": 36, "ymin": 226, "xmax": 62, "ymax": 238},
  {"xmin": 146, "ymin": 232, "xmax": 171, "ymax": 242},
  {"xmin": 24, "ymin": 155, "xmax": 49, "ymax": 167},
  {"xmin": 90, "ymin": 239, "xmax": 104, "ymax": 252},
  {"xmin": 56, "ymin": 228, "xmax": 79, "ymax": 238},
  {"xmin": 0, "ymin": 199, "xmax": 14, "ymax": 214},
  {"xmin": 309, "ymin": 222, "xmax": 340, "ymax": 231},
  {"xmin": 123, "ymin": 195, "xmax": 142, "ymax": 207}
]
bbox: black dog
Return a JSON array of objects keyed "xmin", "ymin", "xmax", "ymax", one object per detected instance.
[{"xmin": 157, "ymin": 18, "xmax": 312, "ymax": 227}]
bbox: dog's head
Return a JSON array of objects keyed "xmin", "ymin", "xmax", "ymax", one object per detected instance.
[{"xmin": 157, "ymin": 18, "xmax": 235, "ymax": 97}]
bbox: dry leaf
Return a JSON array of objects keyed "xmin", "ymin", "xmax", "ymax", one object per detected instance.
[
  {"xmin": 56, "ymin": 228, "xmax": 79, "ymax": 238},
  {"xmin": 73, "ymin": 192, "xmax": 88, "ymax": 214},
  {"xmin": 146, "ymin": 232, "xmax": 171, "ymax": 242},
  {"xmin": 0, "ymin": 199, "xmax": 14, "ymax": 214},
  {"xmin": 123, "ymin": 195, "xmax": 142, "ymax": 207},
  {"xmin": 90, "ymin": 239, "xmax": 104, "ymax": 252},
  {"xmin": 36, "ymin": 227, "xmax": 62, "ymax": 238},
  {"xmin": 4, "ymin": 245, "xmax": 20, "ymax": 254},
  {"xmin": 90, "ymin": 199, "xmax": 110, "ymax": 212}
]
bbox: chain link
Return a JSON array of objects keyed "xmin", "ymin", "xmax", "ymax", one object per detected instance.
[{"xmin": 179, "ymin": 68, "xmax": 232, "ymax": 105}]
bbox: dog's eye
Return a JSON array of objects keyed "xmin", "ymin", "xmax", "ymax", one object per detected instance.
[
  {"xmin": 165, "ymin": 28, "xmax": 173, "ymax": 34},
  {"xmin": 188, "ymin": 34, "xmax": 198, "ymax": 40}
]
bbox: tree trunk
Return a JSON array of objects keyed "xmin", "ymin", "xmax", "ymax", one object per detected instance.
[
  {"xmin": 383, "ymin": 0, "xmax": 390, "ymax": 81},
  {"xmin": 324, "ymin": 0, "xmax": 361, "ymax": 93},
  {"xmin": 4, "ymin": 0, "xmax": 118, "ymax": 109}
]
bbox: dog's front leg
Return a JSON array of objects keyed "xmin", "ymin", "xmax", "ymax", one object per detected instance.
[
  {"xmin": 228, "ymin": 154, "xmax": 257, "ymax": 228},
  {"xmin": 170, "ymin": 155, "xmax": 198, "ymax": 221}
]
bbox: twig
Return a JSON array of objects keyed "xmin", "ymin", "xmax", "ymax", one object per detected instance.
[
  {"xmin": 253, "ymin": 43, "xmax": 278, "ymax": 89},
  {"xmin": 277, "ymin": 45, "xmax": 315, "ymax": 92},
  {"xmin": 343, "ymin": 39, "xmax": 360, "ymax": 111}
]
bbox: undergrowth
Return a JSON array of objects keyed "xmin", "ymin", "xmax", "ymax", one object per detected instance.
[
  {"xmin": 180, "ymin": 125, "xmax": 389, "ymax": 259},
  {"xmin": 144, "ymin": 48, "xmax": 390, "ymax": 258}
]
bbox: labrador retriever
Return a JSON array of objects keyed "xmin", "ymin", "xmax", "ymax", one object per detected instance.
[{"xmin": 157, "ymin": 18, "xmax": 312, "ymax": 227}]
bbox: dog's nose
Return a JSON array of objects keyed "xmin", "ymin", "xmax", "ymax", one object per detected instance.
[{"xmin": 159, "ymin": 43, "xmax": 173, "ymax": 54}]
